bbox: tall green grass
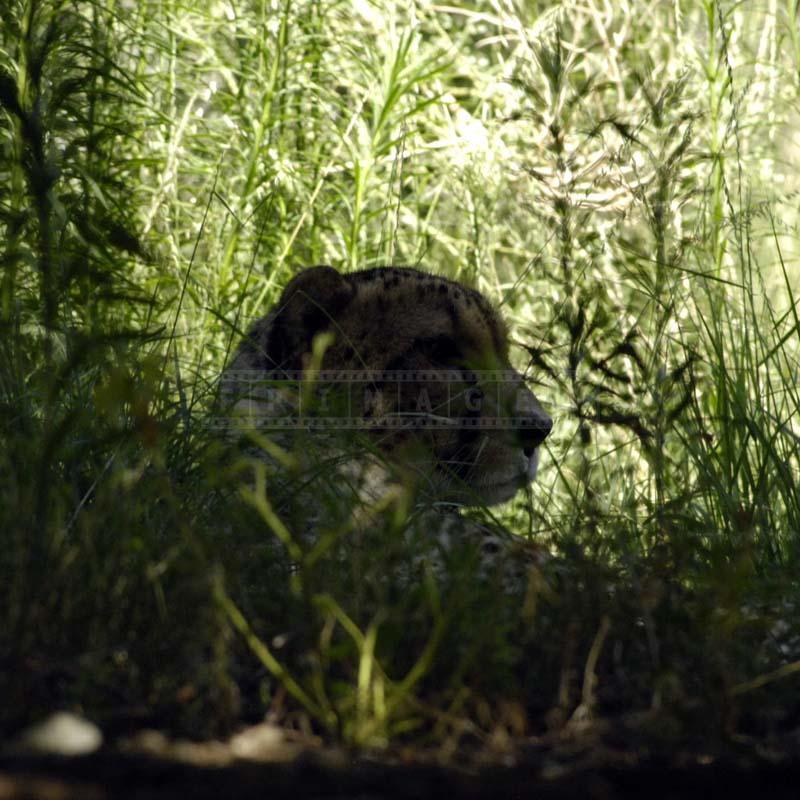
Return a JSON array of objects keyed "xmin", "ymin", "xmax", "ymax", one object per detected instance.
[{"xmin": 1, "ymin": 0, "xmax": 799, "ymax": 747}]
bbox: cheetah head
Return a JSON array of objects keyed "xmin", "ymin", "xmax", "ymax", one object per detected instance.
[{"xmin": 224, "ymin": 266, "xmax": 552, "ymax": 507}]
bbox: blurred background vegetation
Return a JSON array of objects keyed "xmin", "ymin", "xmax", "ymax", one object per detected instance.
[{"xmin": 1, "ymin": 0, "xmax": 799, "ymax": 753}]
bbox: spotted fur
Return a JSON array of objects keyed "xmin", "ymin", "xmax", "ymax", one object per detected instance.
[
  {"xmin": 221, "ymin": 266, "xmax": 553, "ymax": 589},
  {"xmin": 224, "ymin": 266, "xmax": 552, "ymax": 506}
]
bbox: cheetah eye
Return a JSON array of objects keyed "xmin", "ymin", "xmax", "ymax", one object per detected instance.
[{"xmin": 481, "ymin": 539, "xmax": 502, "ymax": 555}]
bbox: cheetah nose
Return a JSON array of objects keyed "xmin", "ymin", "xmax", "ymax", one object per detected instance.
[
  {"xmin": 519, "ymin": 413, "xmax": 553, "ymax": 458},
  {"xmin": 513, "ymin": 384, "xmax": 552, "ymax": 456}
]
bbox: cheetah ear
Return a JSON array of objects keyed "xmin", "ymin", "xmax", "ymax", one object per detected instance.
[{"xmin": 267, "ymin": 266, "xmax": 354, "ymax": 370}]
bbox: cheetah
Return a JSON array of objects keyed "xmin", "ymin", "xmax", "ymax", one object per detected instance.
[{"xmin": 220, "ymin": 266, "xmax": 553, "ymax": 588}]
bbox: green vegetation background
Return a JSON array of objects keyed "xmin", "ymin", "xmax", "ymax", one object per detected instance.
[{"xmin": 1, "ymin": 0, "xmax": 799, "ymax": 751}]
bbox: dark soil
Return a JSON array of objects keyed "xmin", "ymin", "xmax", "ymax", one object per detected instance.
[{"xmin": 2, "ymin": 735, "xmax": 800, "ymax": 800}]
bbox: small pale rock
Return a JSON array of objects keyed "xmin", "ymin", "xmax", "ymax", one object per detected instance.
[
  {"xmin": 19, "ymin": 712, "xmax": 103, "ymax": 755},
  {"xmin": 229, "ymin": 723, "xmax": 288, "ymax": 761}
]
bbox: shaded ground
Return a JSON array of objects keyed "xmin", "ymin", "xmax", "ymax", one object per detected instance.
[{"xmin": 2, "ymin": 721, "xmax": 800, "ymax": 800}]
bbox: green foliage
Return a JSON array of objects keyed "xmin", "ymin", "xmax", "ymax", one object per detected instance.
[{"xmin": 1, "ymin": 0, "xmax": 799, "ymax": 752}]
